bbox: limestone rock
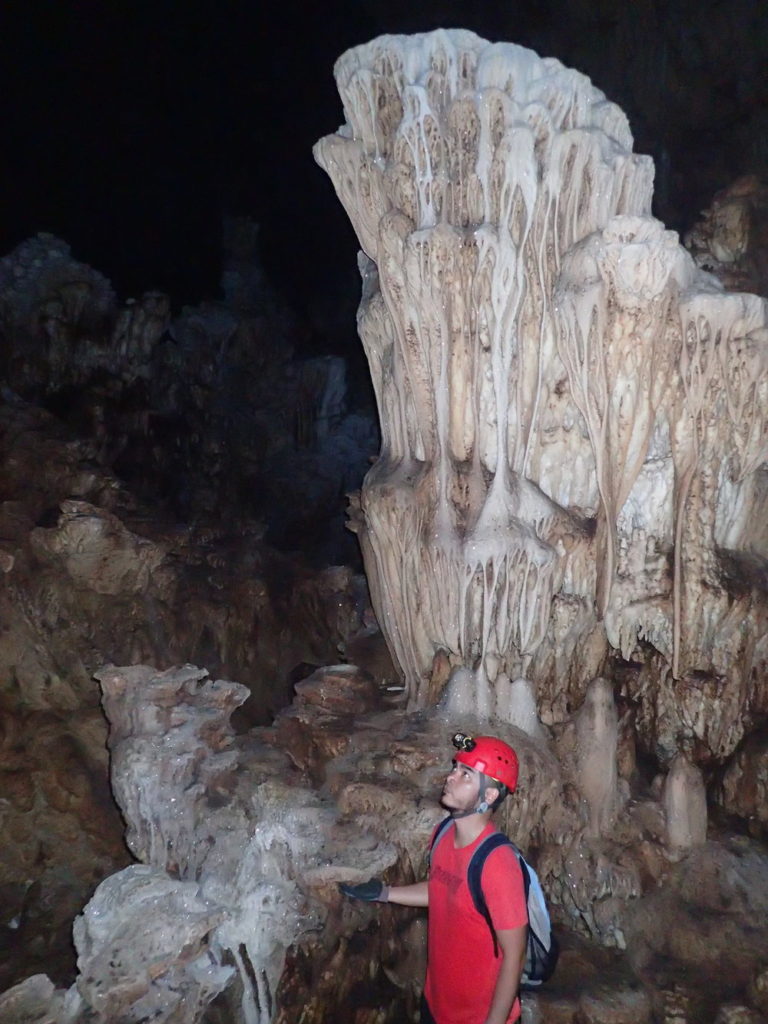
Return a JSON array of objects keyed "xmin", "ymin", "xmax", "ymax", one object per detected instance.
[
  {"xmin": 0, "ymin": 395, "xmax": 376, "ymax": 991},
  {"xmin": 94, "ymin": 664, "xmax": 401, "ymax": 1023},
  {"xmin": 625, "ymin": 839, "xmax": 768, "ymax": 990},
  {"xmin": 0, "ymin": 975, "xmax": 70, "ymax": 1024},
  {"xmin": 716, "ymin": 729, "xmax": 768, "ymax": 836},
  {"xmin": 574, "ymin": 679, "xmax": 619, "ymax": 838},
  {"xmin": 529, "ymin": 931, "xmax": 652, "ymax": 1024},
  {"xmin": 294, "ymin": 664, "xmax": 381, "ymax": 715},
  {"xmin": 662, "ymin": 754, "xmax": 708, "ymax": 855},
  {"xmin": 314, "ymin": 28, "xmax": 768, "ymax": 770},
  {"xmin": 5, "ymin": 653, "xmax": 767, "ymax": 1021},
  {"xmin": 31, "ymin": 499, "xmax": 167, "ymax": 596},
  {"xmin": 73, "ymin": 866, "xmax": 229, "ymax": 1022},
  {"xmin": 685, "ymin": 176, "xmax": 768, "ymax": 297}
]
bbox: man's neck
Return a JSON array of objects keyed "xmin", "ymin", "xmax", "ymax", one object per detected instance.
[{"xmin": 452, "ymin": 811, "xmax": 493, "ymax": 847}]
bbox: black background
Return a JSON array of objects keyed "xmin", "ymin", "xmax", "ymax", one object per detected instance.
[{"xmin": 2, "ymin": 0, "xmax": 767, "ymax": 345}]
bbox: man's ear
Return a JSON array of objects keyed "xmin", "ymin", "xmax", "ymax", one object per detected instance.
[{"xmin": 484, "ymin": 785, "xmax": 500, "ymax": 808}]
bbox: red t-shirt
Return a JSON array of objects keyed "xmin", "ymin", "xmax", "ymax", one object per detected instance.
[{"xmin": 424, "ymin": 821, "xmax": 528, "ymax": 1024}]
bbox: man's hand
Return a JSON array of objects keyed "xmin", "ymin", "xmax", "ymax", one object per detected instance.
[{"xmin": 338, "ymin": 878, "xmax": 389, "ymax": 902}]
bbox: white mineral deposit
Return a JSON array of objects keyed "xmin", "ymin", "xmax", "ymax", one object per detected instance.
[{"xmin": 315, "ymin": 29, "xmax": 768, "ymax": 768}]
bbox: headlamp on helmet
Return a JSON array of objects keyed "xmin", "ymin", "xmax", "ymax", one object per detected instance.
[{"xmin": 452, "ymin": 732, "xmax": 476, "ymax": 753}]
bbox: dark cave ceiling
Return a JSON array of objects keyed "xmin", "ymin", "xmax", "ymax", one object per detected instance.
[{"xmin": 1, "ymin": 0, "xmax": 767, "ymax": 344}]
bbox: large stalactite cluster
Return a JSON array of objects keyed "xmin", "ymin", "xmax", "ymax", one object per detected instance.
[{"xmin": 314, "ymin": 29, "xmax": 768, "ymax": 762}]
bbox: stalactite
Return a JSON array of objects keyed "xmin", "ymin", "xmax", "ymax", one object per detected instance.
[
  {"xmin": 315, "ymin": 29, "xmax": 768, "ymax": 761},
  {"xmin": 315, "ymin": 30, "xmax": 652, "ymax": 707}
]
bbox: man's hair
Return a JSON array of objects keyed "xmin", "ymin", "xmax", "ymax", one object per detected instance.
[{"xmin": 489, "ymin": 781, "xmax": 509, "ymax": 811}]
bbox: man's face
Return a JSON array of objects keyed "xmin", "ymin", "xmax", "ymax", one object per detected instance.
[{"xmin": 441, "ymin": 758, "xmax": 482, "ymax": 814}]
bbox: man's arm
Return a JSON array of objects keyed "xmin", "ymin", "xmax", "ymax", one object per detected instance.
[
  {"xmin": 387, "ymin": 880, "xmax": 429, "ymax": 907},
  {"xmin": 482, "ymin": 924, "xmax": 527, "ymax": 1024}
]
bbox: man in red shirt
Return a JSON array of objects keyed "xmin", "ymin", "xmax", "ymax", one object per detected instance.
[{"xmin": 340, "ymin": 734, "xmax": 528, "ymax": 1024}]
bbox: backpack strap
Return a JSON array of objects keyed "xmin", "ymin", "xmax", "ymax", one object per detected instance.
[
  {"xmin": 429, "ymin": 822, "xmax": 530, "ymax": 961},
  {"xmin": 467, "ymin": 832, "xmax": 530, "ymax": 959},
  {"xmin": 427, "ymin": 815, "xmax": 455, "ymax": 862}
]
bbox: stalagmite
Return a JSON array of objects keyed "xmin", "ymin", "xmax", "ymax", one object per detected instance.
[
  {"xmin": 498, "ymin": 676, "xmax": 548, "ymax": 741},
  {"xmin": 315, "ymin": 29, "xmax": 652, "ymax": 708},
  {"xmin": 315, "ymin": 30, "xmax": 768, "ymax": 762},
  {"xmin": 574, "ymin": 678, "xmax": 619, "ymax": 837},
  {"xmin": 663, "ymin": 753, "xmax": 707, "ymax": 855},
  {"xmin": 440, "ymin": 665, "xmax": 489, "ymax": 720}
]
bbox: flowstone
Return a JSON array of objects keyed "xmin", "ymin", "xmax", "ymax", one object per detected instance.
[{"xmin": 314, "ymin": 29, "xmax": 768, "ymax": 761}]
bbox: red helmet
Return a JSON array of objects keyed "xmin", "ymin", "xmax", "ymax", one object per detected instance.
[{"xmin": 453, "ymin": 734, "xmax": 519, "ymax": 792}]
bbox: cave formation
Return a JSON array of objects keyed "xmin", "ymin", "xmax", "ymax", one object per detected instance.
[
  {"xmin": 313, "ymin": 29, "xmax": 768, "ymax": 759},
  {"xmin": 2, "ymin": 27, "xmax": 768, "ymax": 1024}
]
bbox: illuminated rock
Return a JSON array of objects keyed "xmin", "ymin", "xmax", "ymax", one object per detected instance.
[{"xmin": 315, "ymin": 30, "xmax": 768, "ymax": 763}]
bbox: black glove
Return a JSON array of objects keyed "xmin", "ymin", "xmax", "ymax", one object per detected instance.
[{"xmin": 338, "ymin": 878, "xmax": 389, "ymax": 902}]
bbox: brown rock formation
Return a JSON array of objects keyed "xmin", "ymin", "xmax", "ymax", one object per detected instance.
[
  {"xmin": 0, "ymin": 396, "xmax": 372, "ymax": 992},
  {"xmin": 685, "ymin": 176, "xmax": 768, "ymax": 298},
  {"xmin": 3, "ymin": 662, "xmax": 767, "ymax": 1023}
]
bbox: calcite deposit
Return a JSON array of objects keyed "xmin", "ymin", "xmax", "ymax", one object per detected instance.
[
  {"xmin": 3, "ymin": 663, "xmax": 768, "ymax": 1024},
  {"xmin": 0, "ymin": 393, "xmax": 375, "ymax": 993},
  {"xmin": 314, "ymin": 29, "xmax": 768, "ymax": 767}
]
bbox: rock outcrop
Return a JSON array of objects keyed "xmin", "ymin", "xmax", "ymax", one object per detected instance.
[
  {"xmin": 0, "ymin": 395, "xmax": 374, "ymax": 991},
  {"xmin": 685, "ymin": 176, "xmax": 768, "ymax": 299},
  {"xmin": 3, "ymin": 663, "xmax": 768, "ymax": 1024}
]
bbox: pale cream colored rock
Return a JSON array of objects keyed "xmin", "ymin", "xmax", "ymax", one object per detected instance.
[
  {"xmin": 0, "ymin": 974, "xmax": 70, "ymax": 1024},
  {"xmin": 575, "ymin": 678, "xmax": 619, "ymax": 837},
  {"xmin": 662, "ymin": 754, "xmax": 707, "ymax": 854},
  {"xmin": 713, "ymin": 1006, "xmax": 767, "ymax": 1024},
  {"xmin": 315, "ymin": 29, "xmax": 653, "ymax": 707},
  {"xmin": 497, "ymin": 676, "xmax": 549, "ymax": 740},
  {"xmin": 314, "ymin": 30, "xmax": 768, "ymax": 771}
]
